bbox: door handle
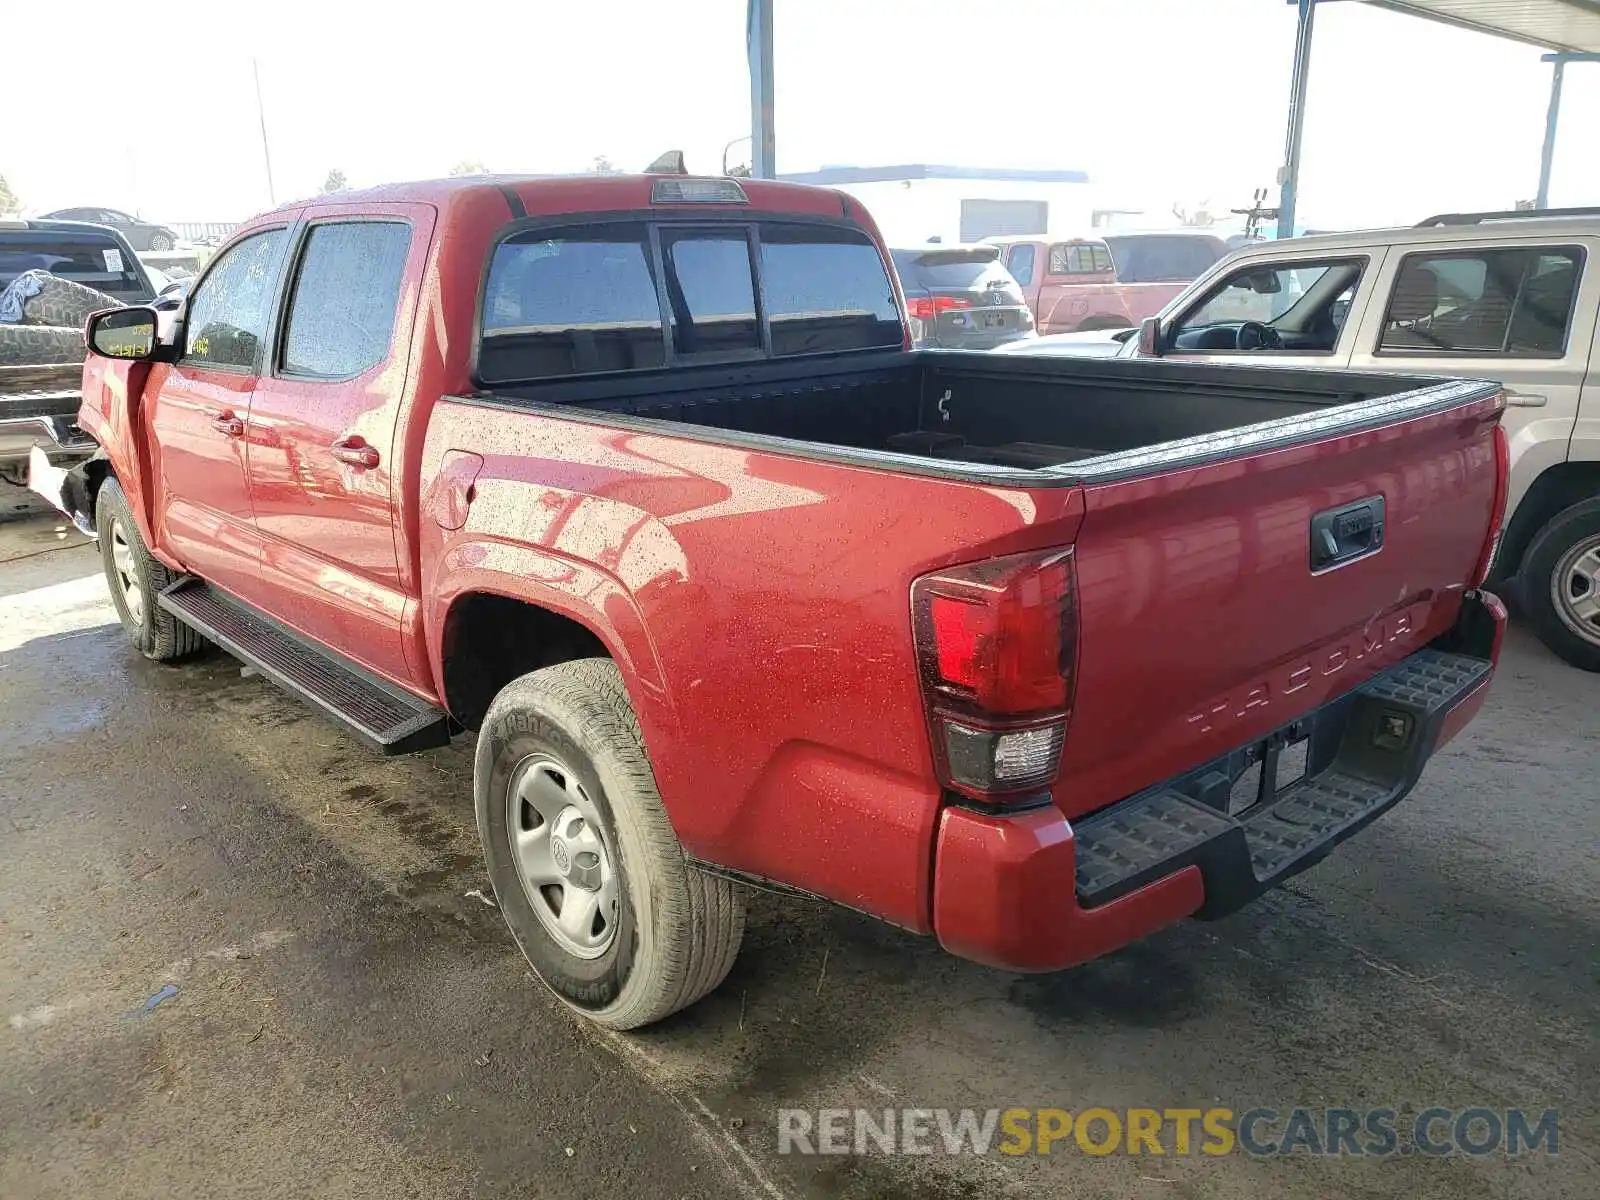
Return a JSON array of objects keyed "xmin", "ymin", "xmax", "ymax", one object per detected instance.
[
  {"xmin": 331, "ymin": 438, "xmax": 380, "ymax": 469},
  {"xmin": 1504, "ymin": 391, "xmax": 1548, "ymax": 408},
  {"xmin": 210, "ymin": 411, "xmax": 245, "ymax": 437}
]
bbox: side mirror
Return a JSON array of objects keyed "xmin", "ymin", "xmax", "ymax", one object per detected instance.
[
  {"xmin": 1137, "ymin": 316, "xmax": 1164, "ymax": 357},
  {"xmin": 87, "ymin": 307, "xmax": 159, "ymax": 360}
]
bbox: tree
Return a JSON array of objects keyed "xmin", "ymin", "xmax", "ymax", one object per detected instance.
[
  {"xmin": 589, "ymin": 155, "xmax": 621, "ymax": 175},
  {"xmin": 449, "ymin": 159, "xmax": 489, "ymax": 176},
  {"xmin": 0, "ymin": 174, "xmax": 19, "ymax": 215},
  {"xmin": 320, "ymin": 168, "xmax": 348, "ymax": 194}
]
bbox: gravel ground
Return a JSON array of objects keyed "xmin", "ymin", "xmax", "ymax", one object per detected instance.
[{"xmin": 1, "ymin": 499, "xmax": 1594, "ymax": 1200}]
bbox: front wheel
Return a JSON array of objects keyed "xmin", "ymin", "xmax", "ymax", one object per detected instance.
[
  {"xmin": 148, "ymin": 233, "xmax": 174, "ymax": 252},
  {"xmin": 474, "ymin": 658, "xmax": 745, "ymax": 1029},
  {"xmin": 95, "ymin": 478, "xmax": 204, "ymax": 661},
  {"xmin": 1519, "ymin": 497, "xmax": 1600, "ymax": 671}
]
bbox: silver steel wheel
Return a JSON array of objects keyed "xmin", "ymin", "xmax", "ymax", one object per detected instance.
[
  {"xmin": 1552, "ymin": 534, "xmax": 1600, "ymax": 647},
  {"xmin": 507, "ymin": 754, "xmax": 619, "ymax": 959},
  {"xmin": 110, "ymin": 519, "xmax": 145, "ymax": 626}
]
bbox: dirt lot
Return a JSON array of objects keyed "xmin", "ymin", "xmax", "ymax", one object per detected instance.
[{"xmin": 1, "ymin": 499, "xmax": 1595, "ymax": 1200}]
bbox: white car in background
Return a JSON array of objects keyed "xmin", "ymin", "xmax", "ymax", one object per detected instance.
[{"xmin": 1084, "ymin": 207, "xmax": 1600, "ymax": 671}]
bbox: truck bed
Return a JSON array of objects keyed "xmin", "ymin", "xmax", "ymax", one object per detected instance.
[{"xmin": 480, "ymin": 350, "xmax": 1474, "ymax": 481}]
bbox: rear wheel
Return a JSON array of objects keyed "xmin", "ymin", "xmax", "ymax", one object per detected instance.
[
  {"xmin": 1519, "ymin": 497, "xmax": 1600, "ymax": 672},
  {"xmin": 95, "ymin": 478, "xmax": 204, "ymax": 661},
  {"xmin": 475, "ymin": 659, "xmax": 745, "ymax": 1029}
]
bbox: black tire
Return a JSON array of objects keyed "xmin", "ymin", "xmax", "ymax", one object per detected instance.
[
  {"xmin": 475, "ymin": 658, "xmax": 745, "ymax": 1029},
  {"xmin": 1518, "ymin": 497, "xmax": 1600, "ymax": 672},
  {"xmin": 148, "ymin": 233, "xmax": 174, "ymax": 252},
  {"xmin": 95, "ymin": 478, "xmax": 204, "ymax": 662}
]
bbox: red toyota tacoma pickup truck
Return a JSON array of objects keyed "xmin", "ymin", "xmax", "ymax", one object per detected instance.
[{"xmin": 52, "ymin": 172, "xmax": 1508, "ymax": 1030}]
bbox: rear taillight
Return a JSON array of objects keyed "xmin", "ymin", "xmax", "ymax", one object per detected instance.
[
  {"xmin": 911, "ymin": 549, "xmax": 1078, "ymax": 803},
  {"xmin": 904, "ymin": 295, "xmax": 973, "ymax": 320},
  {"xmin": 1472, "ymin": 422, "xmax": 1511, "ymax": 587}
]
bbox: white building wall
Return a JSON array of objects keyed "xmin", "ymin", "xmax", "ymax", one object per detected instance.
[{"xmin": 835, "ymin": 178, "xmax": 1096, "ymax": 247}]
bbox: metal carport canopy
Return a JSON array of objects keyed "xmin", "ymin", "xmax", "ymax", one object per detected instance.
[
  {"xmin": 1275, "ymin": 0, "xmax": 1600, "ymax": 236},
  {"xmin": 1366, "ymin": 0, "xmax": 1600, "ymax": 53}
]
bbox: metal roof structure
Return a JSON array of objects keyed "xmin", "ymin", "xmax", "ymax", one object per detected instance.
[
  {"xmin": 1273, "ymin": 0, "xmax": 1600, "ymax": 237},
  {"xmin": 744, "ymin": 1, "xmax": 1596, "ymax": 237},
  {"xmin": 778, "ymin": 165, "xmax": 1090, "ymax": 186},
  {"xmin": 1366, "ymin": 0, "xmax": 1600, "ymax": 53}
]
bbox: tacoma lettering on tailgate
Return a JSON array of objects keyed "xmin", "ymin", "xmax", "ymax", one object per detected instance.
[{"xmin": 1185, "ymin": 605, "xmax": 1422, "ymax": 736}]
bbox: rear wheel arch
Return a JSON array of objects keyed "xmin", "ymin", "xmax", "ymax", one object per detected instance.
[
  {"xmin": 440, "ymin": 590, "xmax": 613, "ymax": 731},
  {"xmin": 1493, "ymin": 461, "xmax": 1600, "ymax": 583}
]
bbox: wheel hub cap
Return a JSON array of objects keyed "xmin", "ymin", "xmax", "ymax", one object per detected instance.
[
  {"xmin": 1553, "ymin": 535, "xmax": 1600, "ymax": 646},
  {"xmin": 110, "ymin": 520, "xmax": 144, "ymax": 626},
  {"xmin": 507, "ymin": 756, "xmax": 618, "ymax": 958}
]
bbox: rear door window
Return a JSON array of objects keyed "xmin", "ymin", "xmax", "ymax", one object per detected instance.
[
  {"xmin": 1378, "ymin": 247, "xmax": 1582, "ymax": 357},
  {"xmin": 281, "ymin": 221, "xmax": 411, "ymax": 378},
  {"xmin": 759, "ymin": 225, "xmax": 901, "ymax": 355}
]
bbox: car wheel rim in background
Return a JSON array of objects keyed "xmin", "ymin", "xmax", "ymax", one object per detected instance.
[{"xmin": 1551, "ymin": 533, "xmax": 1600, "ymax": 646}]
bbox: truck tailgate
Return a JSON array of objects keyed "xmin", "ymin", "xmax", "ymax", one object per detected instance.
[{"xmin": 1056, "ymin": 381, "xmax": 1505, "ymax": 820}]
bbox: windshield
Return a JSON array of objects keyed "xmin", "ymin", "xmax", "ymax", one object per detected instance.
[{"xmin": 0, "ymin": 236, "xmax": 153, "ymax": 303}]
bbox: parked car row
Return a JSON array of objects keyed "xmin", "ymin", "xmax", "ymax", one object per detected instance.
[
  {"xmin": 39, "ymin": 206, "xmax": 181, "ymax": 252},
  {"xmin": 891, "ymin": 229, "xmax": 1235, "ymax": 350},
  {"xmin": 1007, "ymin": 207, "xmax": 1600, "ymax": 672},
  {"xmin": 1, "ymin": 217, "xmax": 158, "ymax": 483}
]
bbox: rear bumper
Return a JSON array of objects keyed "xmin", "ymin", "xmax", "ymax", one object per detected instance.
[
  {"xmin": 0, "ymin": 414, "xmax": 95, "ymax": 466},
  {"xmin": 931, "ymin": 593, "xmax": 1505, "ymax": 973}
]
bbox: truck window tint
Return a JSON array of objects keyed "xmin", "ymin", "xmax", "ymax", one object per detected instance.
[
  {"xmin": 1103, "ymin": 235, "xmax": 1221, "ymax": 283},
  {"xmin": 479, "ymin": 225, "xmax": 664, "ymax": 382},
  {"xmin": 0, "ymin": 242, "xmax": 150, "ymax": 302},
  {"xmin": 182, "ymin": 228, "xmax": 289, "ymax": 370},
  {"xmin": 1006, "ymin": 244, "xmax": 1035, "ymax": 286},
  {"xmin": 282, "ymin": 222, "xmax": 410, "ymax": 378},
  {"xmin": 661, "ymin": 231, "xmax": 759, "ymax": 356},
  {"xmin": 761, "ymin": 226, "xmax": 901, "ymax": 356},
  {"xmin": 1380, "ymin": 248, "xmax": 1581, "ymax": 357}
]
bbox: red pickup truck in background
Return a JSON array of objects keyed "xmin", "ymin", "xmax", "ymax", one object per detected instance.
[
  {"xmin": 51, "ymin": 171, "xmax": 1507, "ymax": 1030},
  {"xmin": 989, "ymin": 230, "xmax": 1230, "ymax": 335}
]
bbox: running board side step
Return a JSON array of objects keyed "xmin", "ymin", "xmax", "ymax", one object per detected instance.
[{"xmin": 157, "ymin": 578, "xmax": 451, "ymax": 755}]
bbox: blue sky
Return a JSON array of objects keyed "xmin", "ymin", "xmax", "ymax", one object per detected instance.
[{"xmin": 6, "ymin": 0, "xmax": 1597, "ymax": 229}]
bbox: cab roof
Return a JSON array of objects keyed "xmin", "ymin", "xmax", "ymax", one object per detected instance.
[{"xmin": 255, "ymin": 173, "xmax": 860, "ymax": 225}]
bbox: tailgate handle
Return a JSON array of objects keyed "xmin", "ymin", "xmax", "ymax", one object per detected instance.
[{"xmin": 1310, "ymin": 496, "xmax": 1384, "ymax": 572}]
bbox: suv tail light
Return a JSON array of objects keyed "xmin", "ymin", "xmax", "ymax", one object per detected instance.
[
  {"xmin": 1472, "ymin": 422, "xmax": 1511, "ymax": 587},
  {"xmin": 904, "ymin": 295, "xmax": 972, "ymax": 321},
  {"xmin": 911, "ymin": 548, "xmax": 1078, "ymax": 803}
]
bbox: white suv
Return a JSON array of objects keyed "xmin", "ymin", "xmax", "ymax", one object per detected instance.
[{"xmin": 1130, "ymin": 208, "xmax": 1600, "ymax": 672}]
